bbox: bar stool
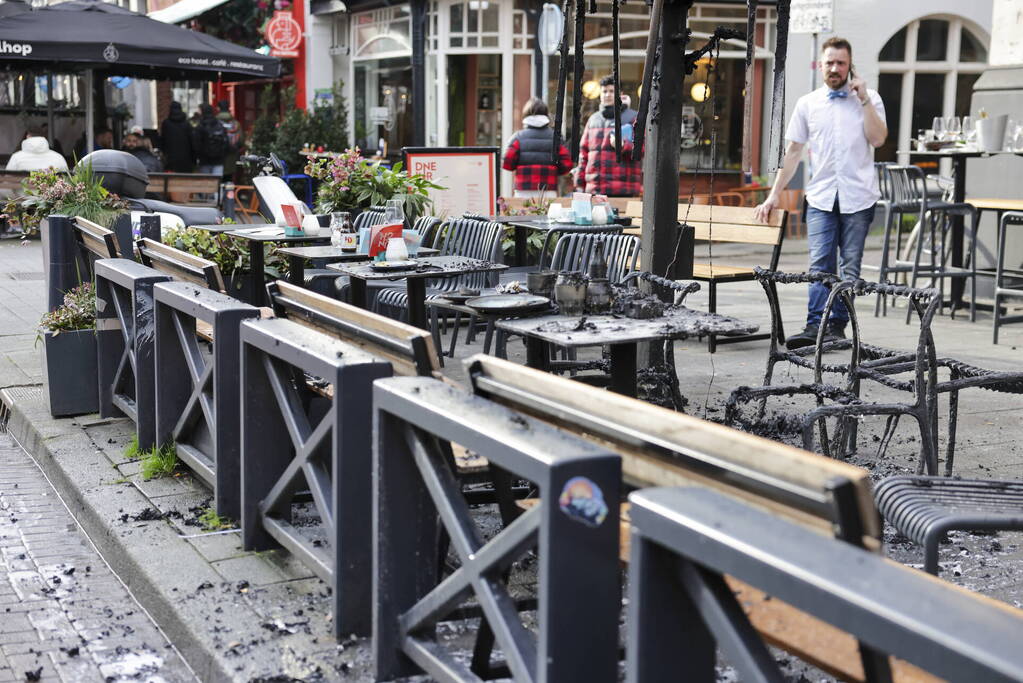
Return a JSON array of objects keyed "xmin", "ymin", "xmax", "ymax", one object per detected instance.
[
  {"xmin": 905, "ymin": 202, "xmax": 978, "ymax": 323},
  {"xmin": 993, "ymin": 211, "xmax": 1023, "ymax": 344}
]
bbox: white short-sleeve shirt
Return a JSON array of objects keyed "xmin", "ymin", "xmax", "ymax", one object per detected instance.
[{"xmin": 785, "ymin": 86, "xmax": 886, "ymax": 214}]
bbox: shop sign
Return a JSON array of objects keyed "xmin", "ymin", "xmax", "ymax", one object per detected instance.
[
  {"xmin": 403, "ymin": 147, "xmax": 499, "ymax": 217},
  {"xmin": 790, "ymin": 0, "xmax": 833, "ymax": 34},
  {"xmin": 537, "ymin": 3, "xmax": 564, "ymax": 57},
  {"xmin": 266, "ymin": 10, "xmax": 302, "ymax": 58},
  {"xmin": 369, "ymin": 106, "xmax": 391, "ymax": 125}
]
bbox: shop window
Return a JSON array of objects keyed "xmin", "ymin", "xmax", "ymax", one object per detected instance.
[
  {"xmin": 915, "ymin": 19, "xmax": 948, "ymax": 61},
  {"xmin": 879, "ymin": 27, "xmax": 906, "ymax": 62},
  {"xmin": 353, "ymin": 8, "xmax": 411, "ymax": 58}
]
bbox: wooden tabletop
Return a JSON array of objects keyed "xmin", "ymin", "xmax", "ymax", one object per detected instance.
[
  {"xmin": 327, "ymin": 255, "xmax": 507, "ymax": 281},
  {"xmin": 966, "ymin": 198, "xmax": 1023, "ymax": 211},
  {"xmin": 497, "ymin": 307, "xmax": 758, "ymax": 348}
]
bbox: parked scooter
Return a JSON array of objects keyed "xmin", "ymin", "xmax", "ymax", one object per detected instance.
[
  {"xmin": 77, "ymin": 150, "xmax": 222, "ymax": 230},
  {"xmin": 238, "ymin": 153, "xmax": 314, "ymax": 223}
]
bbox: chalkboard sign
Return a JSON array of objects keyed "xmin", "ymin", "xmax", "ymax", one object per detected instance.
[{"xmin": 402, "ymin": 147, "xmax": 499, "ymax": 218}]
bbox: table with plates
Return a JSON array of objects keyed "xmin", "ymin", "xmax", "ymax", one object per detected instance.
[
  {"xmin": 224, "ymin": 226, "xmax": 331, "ymax": 306},
  {"xmin": 327, "ymin": 255, "xmax": 507, "ymax": 330},
  {"xmin": 497, "ymin": 307, "xmax": 758, "ymax": 397},
  {"xmin": 493, "ymin": 216, "xmax": 623, "ymax": 267}
]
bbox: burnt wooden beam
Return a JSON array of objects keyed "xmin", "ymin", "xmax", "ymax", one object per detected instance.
[
  {"xmin": 741, "ymin": 0, "xmax": 758, "ymax": 180},
  {"xmin": 768, "ymin": 0, "xmax": 791, "ymax": 170}
]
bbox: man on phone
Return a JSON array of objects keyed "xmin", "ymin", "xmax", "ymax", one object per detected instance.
[
  {"xmin": 754, "ymin": 37, "xmax": 887, "ymax": 349},
  {"xmin": 574, "ymin": 75, "xmax": 642, "ymax": 197}
]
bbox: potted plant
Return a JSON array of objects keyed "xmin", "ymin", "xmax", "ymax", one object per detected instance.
[
  {"xmin": 304, "ymin": 147, "xmax": 442, "ymax": 221},
  {"xmin": 4, "ymin": 162, "xmax": 127, "ymax": 237},
  {"xmin": 39, "ymin": 282, "xmax": 98, "ymax": 417}
]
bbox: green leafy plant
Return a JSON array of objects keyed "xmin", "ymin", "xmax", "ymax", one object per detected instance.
[
  {"xmin": 248, "ymin": 82, "xmax": 350, "ymax": 174},
  {"xmin": 39, "ymin": 282, "xmax": 95, "ymax": 334},
  {"xmin": 5, "ymin": 162, "xmax": 127, "ymax": 236},
  {"xmin": 305, "ymin": 149, "xmax": 444, "ymax": 221},
  {"xmin": 140, "ymin": 443, "xmax": 178, "ymax": 480},
  {"xmin": 163, "ymin": 226, "xmax": 290, "ymax": 281},
  {"xmin": 124, "ymin": 434, "xmax": 140, "ymax": 461},
  {"xmin": 197, "ymin": 507, "xmax": 235, "ymax": 532}
]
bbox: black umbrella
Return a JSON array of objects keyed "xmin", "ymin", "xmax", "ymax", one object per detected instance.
[
  {"xmin": 0, "ymin": 0, "xmax": 280, "ymax": 81},
  {"xmin": 0, "ymin": 0, "xmax": 30, "ymax": 19},
  {"xmin": 0, "ymin": 0, "xmax": 280, "ymax": 154}
]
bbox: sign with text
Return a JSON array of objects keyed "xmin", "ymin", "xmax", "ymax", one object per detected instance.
[
  {"xmin": 790, "ymin": 0, "xmax": 834, "ymax": 34},
  {"xmin": 265, "ymin": 10, "xmax": 302, "ymax": 58},
  {"xmin": 402, "ymin": 147, "xmax": 499, "ymax": 218}
]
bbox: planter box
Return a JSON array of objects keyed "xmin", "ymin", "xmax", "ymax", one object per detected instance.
[{"xmin": 41, "ymin": 329, "xmax": 99, "ymax": 417}]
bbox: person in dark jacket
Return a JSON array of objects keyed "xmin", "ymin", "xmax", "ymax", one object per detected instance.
[
  {"xmin": 122, "ymin": 132, "xmax": 163, "ymax": 173},
  {"xmin": 160, "ymin": 101, "xmax": 195, "ymax": 173},
  {"xmin": 195, "ymin": 103, "xmax": 228, "ymax": 176},
  {"xmin": 574, "ymin": 75, "xmax": 642, "ymax": 197},
  {"xmin": 502, "ymin": 98, "xmax": 573, "ymax": 198}
]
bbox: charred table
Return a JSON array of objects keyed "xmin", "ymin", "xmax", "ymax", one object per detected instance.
[
  {"xmin": 277, "ymin": 245, "xmax": 439, "ymax": 286},
  {"xmin": 328, "ymin": 255, "xmax": 507, "ymax": 330},
  {"xmin": 497, "ymin": 307, "xmax": 758, "ymax": 397}
]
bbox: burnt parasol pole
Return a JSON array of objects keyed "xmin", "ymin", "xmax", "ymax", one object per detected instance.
[
  {"xmin": 552, "ymin": 0, "xmax": 572, "ymax": 161},
  {"xmin": 741, "ymin": 0, "xmax": 758, "ymax": 182},
  {"xmin": 569, "ymin": 0, "xmax": 587, "ymax": 163},
  {"xmin": 767, "ymin": 0, "xmax": 791, "ymax": 170},
  {"xmin": 611, "ymin": 0, "xmax": 622, "ymax": 163},
  {"xmin": 640, "ymin": 0, "xmax": 695, "ymax": 285}
]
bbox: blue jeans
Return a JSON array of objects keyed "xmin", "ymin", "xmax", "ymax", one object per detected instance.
[{"xmin": 805, "ymin": 201, "xmax": 875, "ymax": 328}]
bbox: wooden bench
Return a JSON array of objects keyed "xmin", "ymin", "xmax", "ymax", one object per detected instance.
[
  {"xmin": 136, "ymin": 237, "xmax": 226, "ymax": 293},
  {"xmin": 72, "ymin": 216, "xmax": 119, "ymax": 261},
  {"xmin": 465, "ymin": 354, "xmax": 948, "ymax": 683},
  {"xmin": 145, "ymin": 172, "xmax": 221, "ymax": 206},
  {"xmin": 625, "ymin": 200, "xmax": 787, "ymax": 352}
]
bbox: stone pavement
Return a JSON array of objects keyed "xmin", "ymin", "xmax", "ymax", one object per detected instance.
[
  {"xmin": 0, "ymin": 431, "xmax": 195, "ymax": 682},
  {"xmin": 1, "ymin": 231, "xmax": 1023, "ymax": 681}
]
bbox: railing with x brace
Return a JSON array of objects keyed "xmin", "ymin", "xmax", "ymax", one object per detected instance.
[
  {"xmin": 373, "ymin": 376, "xmax": 622, "ymax": 683},
  {"xmin": 626, "ymin": 486, "xmax": 1023, "ymax": 682},
  {"xmin": 95, "ymin": 258, "xmax": 171, "ymax": 452},
  {"xmin": 154, "ymin": 281, "xmax": 259, "ymax": 519},
  {"xmin": 239, "ymin": 316, "xmax": 392, "ymax": 638}
]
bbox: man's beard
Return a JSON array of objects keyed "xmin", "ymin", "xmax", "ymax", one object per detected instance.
[{"xmin": 827, "ymin": 73, "xmax": 848, "ymax": 90}]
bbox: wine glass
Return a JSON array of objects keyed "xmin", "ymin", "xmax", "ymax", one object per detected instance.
[
  {"xmin": 962, "ymin": 116, "xmax": 976, "ymax": 145},
  {"xmin": 547, "ymin": 202, "xmax": 563, "ymax": 224},
  {"xmin": 384, "ymin": 197, "xmax": 405, "ymax": 227},
  {"xmin": 932, "ymin": 117, "xmax": 946, "ymax": 141},
  {"xmin": 946, "ymin": 116, "xmax": 961, "ymax": 142}
]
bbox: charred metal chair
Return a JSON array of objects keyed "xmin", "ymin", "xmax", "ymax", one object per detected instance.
[
  {"xmin": 153, "ymin": 281, "xmax": 259, "ymax": 519},
  {"xmin": 627, "ymin": 486, "xmax": 1023, "ymax": 682},
  {"xmin": 95, "ymin": 259, "xmax": 172, "ymax": 452},
  {"xmin": 373, "ymin": 375, "xmax": 622, "ymax": 682}
]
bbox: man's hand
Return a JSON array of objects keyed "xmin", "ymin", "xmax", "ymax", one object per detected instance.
[
  {"xmin": 850, "ymin": 75, "xmax": 869, "ymax": 104},
  {"xmin": 753, "ymin": 195, "xmax": 778, "ymax": 224}
]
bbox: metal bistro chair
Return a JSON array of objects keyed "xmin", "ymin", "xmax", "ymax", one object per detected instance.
[
  {"xmin": 993, "ymin": 211, "xmax": 1023, "ymax": 344},
  {"xmin": 372, "ymin": 215, "xmax": 504, "ymax": 322}
]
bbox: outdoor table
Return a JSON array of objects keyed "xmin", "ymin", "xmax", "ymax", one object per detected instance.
[
  {"xmin": 191, "ymin": 223, "xmax": 270, "ymax": 234},
  {"xmin": 494, "ymin": 216, "xmax": 622, "ymax": 268},
  {"xmin": 497, "ymin": 307, "xmax": 758, "ymax": 397},
  {"xmin": 328, "ymin": 255, "xmax": 508, "ymax": 330},
  {"xmin": 277, "ymin": 245, "xmax": 439, "ymax": 286},
  {"xmin": 897, "ymin": 149, "xmax": 1023, "ymax": 305},
  {"xmin": 225, "ymin": 226, "xmax": 330, "ymax": 306}
]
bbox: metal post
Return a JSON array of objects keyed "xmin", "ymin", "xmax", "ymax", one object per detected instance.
[
  {"xmin": 410, "ymin": 0, "xmax": 427, "ymax": 147},
  {"xmin": 46, "ymin": 74, "xmax": 54, "ymax": 145},
  {"xmin": 41, "ymin": 215, "xmax": 79, "ymax": 312},
  {"xmin": 640, "ymin": 0, "xmax": 695, "ymax": 284},
  {"xmin": 811, "ymin": 32, "xmax": 818, "ymax": 90},
  {"xmin": 223, "ymin": 182, "xmax": 237, "ymax": 221},
  {"xmin": 85, "ymin": 70, "xmax": 94, "ymax": 155}
]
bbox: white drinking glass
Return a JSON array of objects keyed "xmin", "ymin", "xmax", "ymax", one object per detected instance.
[
  {"xmin": 962, "ymin": 116, "xmax": 976, "ymax": 145},
  {"xmin": 547, "ymin": 203, "xmax": 563, "ymax": 222},
  {"xmin": 385, "ymin": 197, "xmax": 406, "ymax": 226},
  {"xmin": 946, "ymin": 116, "xmax": 961, "ymax": 141},
  {"xmin": 591, "ymin": 205, "xmax": 608, "ymax": 225},
  {"xmin": 385, "ymin": 237, "xmax": 409, "ymax": 261},
  {"xmin": 932, "ymin": 117, "xmax": 946, "ymax": 141}
]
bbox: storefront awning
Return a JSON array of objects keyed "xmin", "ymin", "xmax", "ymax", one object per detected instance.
[{"xmin": 148, "ymin": 0, "xmax": 231, "ymax": 24}]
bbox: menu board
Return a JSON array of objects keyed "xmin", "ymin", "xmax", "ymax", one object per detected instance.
[{"xmin": 402, "ymin": 147, "xmax": 499, "ymax": 218}]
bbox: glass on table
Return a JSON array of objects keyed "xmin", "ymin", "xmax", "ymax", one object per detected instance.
[
  {"xmin": 385, "ymin": 237, "xmax": 409, "ymax": 261},
  {"xmin": 962, "ymin": 116, "xmax": 976, "ymax": 145},
  {"xmin": 384, "ymin": 197, "xmax": 406, "ymax": 226},
  {"xmin": 547, "ymin": 202, "xmax": 564, "ymax": 223},
  {"xmin": 932, "ymin": 117, "xmax": 946, "ymax": 141},
  {"xmin": 946, "ymin": 116, "xmax": 962, "ymax": 141}
]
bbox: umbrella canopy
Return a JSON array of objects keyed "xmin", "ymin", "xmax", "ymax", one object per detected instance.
[{"xmin": 0, "ymin": 0, "xmax": 280, "ymax": 81}]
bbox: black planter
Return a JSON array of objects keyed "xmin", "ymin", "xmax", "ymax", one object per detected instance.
[{"xmin": 41, "ymin": 329, "xmax": 98, "ymax": 417}]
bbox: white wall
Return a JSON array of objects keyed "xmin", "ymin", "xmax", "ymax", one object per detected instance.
[{"xmin": 782, "ymin": 0, "xmax": 993, "ymax": 122}]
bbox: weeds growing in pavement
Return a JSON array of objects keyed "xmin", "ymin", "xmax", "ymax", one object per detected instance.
[
  {"xmin": 140, "ymin": 443, "xmax": 178, "ymax": 480},
  {"xmin": 124, "ymin": 435, "xmax": 140, "ymax": 461},
  {"xmin": 198, "ymin": 507, "xmax": 235, "ymax": 532}
]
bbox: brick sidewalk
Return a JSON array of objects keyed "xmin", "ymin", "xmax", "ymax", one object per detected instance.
[{"xmin": 0, "ymin": 432, "xmax": 194, "ymax": 683}]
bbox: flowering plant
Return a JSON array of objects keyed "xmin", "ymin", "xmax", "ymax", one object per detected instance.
[
  {"xmin": 305, "ymin": 147, "xmax": 444, "ymax": 221},
  {"xmin": 39, "ymin": 282, "xmax": 96, "ymax": 334},
  {"xmin": 4, "ymin": 163, "xmax": 127, "ymax": 236}
]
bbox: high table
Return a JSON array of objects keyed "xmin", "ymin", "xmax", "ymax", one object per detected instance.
[
  {"xmin": 897, "ymin": 149, "xmax": 1022, "ymax": 304},
  {"xmin": 224, "ymin": 226, "xmax": 330, "ymax": 306},
  {"xmin": 497, "ymin": 307, "xmax": 758, "ymax": 397},
  {"xmin": 328, "ymin": 255, "xmax": 507, "ymax": 330},
  {"xmin": 276, "ymin": 245, "xmax": 439, "ymax": 286}
]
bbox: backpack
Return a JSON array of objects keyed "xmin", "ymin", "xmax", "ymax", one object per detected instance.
[{"xmin": 201, "ymin": 119, "xmax": 229, "ymax": 159}]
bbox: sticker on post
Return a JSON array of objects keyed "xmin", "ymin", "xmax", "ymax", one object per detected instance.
[{"xmin": 558, "ymin": 477, "xmax": 608, "ymax": 527}]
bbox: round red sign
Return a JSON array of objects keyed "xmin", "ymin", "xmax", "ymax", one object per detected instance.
[{"xmin": 265, "ymin": 11, "xmax": 301, "ymax": 55}]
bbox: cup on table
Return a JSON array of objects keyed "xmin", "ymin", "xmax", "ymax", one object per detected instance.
[
  {"xmin": 547, "ymin": 203, "xmax": 564, "ymax": 223},
  {"xmin": 403, "ymin": 229, "xmax": 423, "ymax": 257},
  {"xmin": 385, "ymin": 237, "xmax": 409, "ymax": 261},
  {"xmin": 591, "ymin": 205, "xmax": 608, "ymax": 225},
  {"xmin": 527, "ymin": 270, "xmax": 557, "ymax": 298}
]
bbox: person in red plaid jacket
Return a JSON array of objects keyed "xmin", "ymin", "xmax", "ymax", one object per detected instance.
[
  {"xmin": 574, "ymin": 75, "xmax": 642, "ymax": 197},
  {"xmin": 502, "ymin": 98, "xmax": 573, "ymax": 198}
]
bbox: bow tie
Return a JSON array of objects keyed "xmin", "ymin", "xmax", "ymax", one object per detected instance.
[{"xmin": 827, "ymin": 89, "xmax": 849, "ymax": 99}]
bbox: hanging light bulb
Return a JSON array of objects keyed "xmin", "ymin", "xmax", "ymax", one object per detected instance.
[
  {"xmin": 691, "ymin": 82, "xmax": 710, "ymax": 103},
  {"xmin": 581, "ymin": 80, "xmax": 601, "ymax": 99}
]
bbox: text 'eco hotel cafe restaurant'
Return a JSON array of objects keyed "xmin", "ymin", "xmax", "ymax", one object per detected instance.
[{"xmin": 310, "ymin": 0, "xmax": 780, "ymax": 195}]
